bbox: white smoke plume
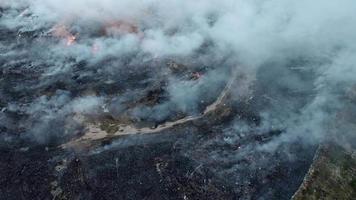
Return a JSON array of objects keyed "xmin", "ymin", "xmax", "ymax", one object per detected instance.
[{"xmin": 1, "ymin": 0, "xmax": 356, "ymax": 148}]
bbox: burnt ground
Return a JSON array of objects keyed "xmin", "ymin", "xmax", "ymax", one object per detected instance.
[
  {"xmin": 0, "ymin": 110, "xmax": 317, "ymax": 200},
  {"xmin": 0, "ymin": 7, "xmax": 320, "ymax": 200},
  {"xmin": 0, "ymin": 52, "xmax": 318, "ymax": 199},
  {"xmin": 0, "ymin": 49, "xmax": 318, "ymax": 199}
]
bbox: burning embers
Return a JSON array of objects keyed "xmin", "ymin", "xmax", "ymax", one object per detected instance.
[
  {"xmin": 51, "ymin": 24, "xmax": 77, "ymax": 46},
  {"xmin": 49, "ymin": 20, "xmax": 142, "ymax": 47},
  {"xmin": 103, "ymin": 20, "xmax": 141, "ymax": 36},
  {"xmin": 191, "ymin": 71, "xmax": 203, "ymax": 80}
]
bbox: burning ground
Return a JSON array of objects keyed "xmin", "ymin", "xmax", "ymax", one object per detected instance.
[{"xmin": 1, "ymin": 0, "xmax": 356, "ymax": 199}]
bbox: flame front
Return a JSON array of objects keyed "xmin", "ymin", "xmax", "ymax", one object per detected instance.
[{"xmin": 51, "ymin": 24, "xmax": 77, "ymax": 46}]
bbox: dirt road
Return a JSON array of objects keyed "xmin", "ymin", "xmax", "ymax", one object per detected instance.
[{"xmin": 62, "ymin": 68, "xmax": 238, "ymax": 148}]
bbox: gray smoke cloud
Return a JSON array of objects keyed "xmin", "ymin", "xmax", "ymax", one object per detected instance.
[{"xmin": 1, "ymin": 0, "xmax": 356, "ymax": 150}]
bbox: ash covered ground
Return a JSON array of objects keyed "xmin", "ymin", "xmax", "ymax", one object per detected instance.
[{"xmin": 1, "ymin": 1, "xmax": 356, "ymax": 200}]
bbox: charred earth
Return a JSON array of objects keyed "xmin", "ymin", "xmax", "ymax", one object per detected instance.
[{"xmin": 1, "ymin": 2, "xmax": 355, "ymax": 200}]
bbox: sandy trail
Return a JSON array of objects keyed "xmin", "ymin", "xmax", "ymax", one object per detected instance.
[{"xmin": 62, "ymin": 68, "xmax": 238, "ymax": 148}]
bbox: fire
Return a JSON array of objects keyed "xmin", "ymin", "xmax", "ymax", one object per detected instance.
[
  {"xmin": 102, "ymin": 20, "xmax": 144, "ymax": 39},
  {"xmin": 103, "ymin": 20, "xmax": 139, "ymax": 36},
  {"xmin": 50, "ymin": 19, "xmax": 143, "ymax": 47},
  {"xmin": 192, "ymin": 72, "xmax": 203, "ymax": 80},
  {"xmin": 51, "ymin": 24, "xmax": 77, "ymax": 46},
  {"xmin": 66, "ymin": 35, "xmax": 76, "ymax": 46}
]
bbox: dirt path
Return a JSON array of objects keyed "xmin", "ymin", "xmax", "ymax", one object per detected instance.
[{"xmin": 62, "ymin": 68, "xmax": 238, "ymax": 148}]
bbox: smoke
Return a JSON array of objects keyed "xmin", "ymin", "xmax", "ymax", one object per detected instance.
[
  {"xmin": 0, "ymin": 0, "xmax": 356, "ymax": 150},
  {"xmin": 1, "ymin": 1, "xmax": 356, "ymax": 199}
]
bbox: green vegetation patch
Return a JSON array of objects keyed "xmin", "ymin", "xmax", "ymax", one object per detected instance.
[
  {"xmin": 350, "ymin": 179, "xmax": 356, "ymax": 190},
  {"xmin": 293, "ymin": 144, "xmax": 356, "ymax": 200}
]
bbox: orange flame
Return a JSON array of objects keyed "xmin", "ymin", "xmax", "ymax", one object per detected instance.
[
  {"xmin": 103, "ymin": 20, "xmax": 141, "ymax": 36},
  {"xmin": 66, "ymin": 35, "xmax": 76, "ymax": 46},
  {"xmin": 50, "ymin": 19, "xmax": 143, "ymax": 48},
  {"xmin": 51, "ymin": 24, "xmax": 77, "ymax": 46},
  {"xmin": 103, "ymin": 20, "xmax": 144, "ymax": 39}
]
